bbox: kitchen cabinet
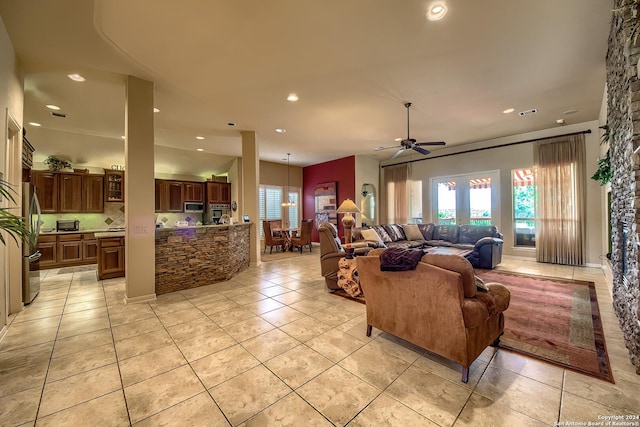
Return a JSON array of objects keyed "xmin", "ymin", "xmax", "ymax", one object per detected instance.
[
  {"xmin": 82, "ymin": 233, "xmax": 98, "ymax": 263},
  {"xmin": 37, "ymin": 232, "xmax": 98, "ymax": 268},
  {"xmin": 206, "ymin": 182, "xmax": 231, "ymax": 204},
  {"xmin": 184, "ymin": 182, "xmax": 204, "ymax": 202},
  {"xmin": 37, "ymin": 235, "xmax": 57, "ymax": 267},
  {"xmin": 105, "ymin": 170, "xmax": 124, "ymax": 202},
  {"xmin": 32, "ymin": 171, "xmax": 58, "ymax": 213},
  {"xmin": 83, "ymin": 175, "xmax": 104, "ymax": 212},
  {"xmin": 57, "ymin": 234, "xmax": 83, "ymax": 264},
  {"xmin": 98, "ymin": 237, "xmax": 125, "ymax": 280},
  {"xmin": 58, "ymin": 173, "xmax": 83, "ymax": 213},
  {"xmin": 155, "ymin": 180, "xmax": 184, "ymax": 212}
]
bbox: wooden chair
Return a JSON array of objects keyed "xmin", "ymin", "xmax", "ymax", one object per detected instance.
[
  {"xmin": 291, "ymin": 219, "xmax": 313, "ymax": 253},
  {"xmin": 263, "ymin": 220, "xmax": 285, "ymax": 253}
]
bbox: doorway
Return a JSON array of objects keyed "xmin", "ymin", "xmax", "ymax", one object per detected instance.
[{"xmin": 431, "ymin": 170, "xmax": 500, "ymax": 226}]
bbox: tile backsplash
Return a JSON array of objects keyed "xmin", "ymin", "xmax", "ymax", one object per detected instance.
[{"xmin": 40, "ymin": 203, "xmax": 126, "ymax": 231}]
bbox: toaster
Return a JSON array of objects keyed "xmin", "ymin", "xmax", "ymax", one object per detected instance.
[{"xmin": 56, "ymin": 219, "xmax": 80, "ymax": 232}]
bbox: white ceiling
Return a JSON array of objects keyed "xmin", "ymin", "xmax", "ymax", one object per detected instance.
[{"xmin": 0, "ymin": 0, "xmax": 612, "ymax": 175}]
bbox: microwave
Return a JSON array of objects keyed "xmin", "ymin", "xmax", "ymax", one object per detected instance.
[{"xmin": 184, "ymin": 202, "xmax": 204, "ymax": 213}]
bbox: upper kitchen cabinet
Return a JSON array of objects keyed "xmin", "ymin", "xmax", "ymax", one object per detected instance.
[
  {"xmin": 83, "ymin": 175, "xmax": 105, "ymax": 213},
  {"xmin": 206, "ymin": 182, "xmax": 231, "ymax": 204},
  {"xmin": 32, "ymin": 171, "xmax": 58, "ymax": 213},
  {"xmin": 184, "ymin": 182, "xmax": 204, "ymax": 203},
  {"xmin": 58, "ymin": 173, "xmax": 83, "ymax": 212},
  {"xmin": 105, "ymin": 170, "xmax": 124, "ymax": 202},
  {"xmin": 155, "ymin": 180, "xmax": 184, "ymax": 212}
]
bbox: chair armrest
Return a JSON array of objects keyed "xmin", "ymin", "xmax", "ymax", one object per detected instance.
[{"xmin": 474, "ymin": 237, "xmax": 503, "ymax": 250}]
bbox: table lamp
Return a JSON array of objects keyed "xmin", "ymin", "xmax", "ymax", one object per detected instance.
[{"xmin": 336, "ymin": 198, "xmax": 360, "ymax": 244}]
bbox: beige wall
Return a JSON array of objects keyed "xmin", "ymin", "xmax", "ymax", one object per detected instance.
[
  {"xmin": 260, "ymin": 160, "xmax": 302, "ymax": 188},
  {"xmin": 383, "ymin": 120, "xmax": 605, "ymax": 266},
  {"xmin": 355, "ymin": 155, "xmax": 380, "ymax": 227}
]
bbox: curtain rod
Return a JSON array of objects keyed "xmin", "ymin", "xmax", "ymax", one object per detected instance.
[{"xmin": 380, "ymin": 129, "xmax": 593, "ymax": 168}]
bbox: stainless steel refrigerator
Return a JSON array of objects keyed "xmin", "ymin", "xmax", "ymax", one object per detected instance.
[{"xmin": 22, "ymin": 182, "xmax": 42, "ymax": 304}]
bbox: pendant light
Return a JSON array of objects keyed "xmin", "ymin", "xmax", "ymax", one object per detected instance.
[{"xmin": 281, "ymin": 153, "xmax": 296, "ymax": 207}]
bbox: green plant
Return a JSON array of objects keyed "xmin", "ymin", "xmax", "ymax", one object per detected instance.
[
  {"xmin": 43, "ymin": 155, "xmax": 71, "ymax": 172},
  {"xmin": 591, "ymin": 125, "xmax": 611, "ymax": 186},
  {"xmin": 0, "ymin": 179, "xmax": 32, "ymax": 246}
]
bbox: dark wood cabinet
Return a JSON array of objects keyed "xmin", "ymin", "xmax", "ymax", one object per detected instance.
[
  {"xmin": 105, "ymin": 170, "xmax": 124, "ymax": 202},
  {"xmin": 58, "ymin": 173, "xmax": 83, "ymax": 213},
  {"xmin": 206, "ymin": 182, "xmax": 231, "ymax": 204},
  {"xmin": 98, "ymin": 237, "xmax": 125, "ymax": 280},
  {"xmin": 155, "ymin": 180, "xmax": 185, "ymax": 212},
  {"xmin": 38, "ymin": 232, "xmax": 98, "ymax": 268},
  {"xmin": 57, "ymin": 234, "xmax": 83, "ymax": 264},
  {"xmin": 37, "ymin": 235, "xmax": 57, "ymax": 267},
  {"xmin": 184, "ymin": 182, "xmax": 204, "ymax": 202},
  {"xmin": 83, "ymin": 175, "xmax": 104, "ymax": 213},
  {"xmin": 83, "ymin": 233, "xmax": 98, "ymax": 263},
  {"xmin": 32, "ymin": 171, "xmax": 58, "ymax": 213}
]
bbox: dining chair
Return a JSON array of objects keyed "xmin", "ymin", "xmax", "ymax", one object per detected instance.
[
  {"xmin": 291, "ymin": 219, "xmax": 313, "ymax": 253},
  {"xmin": 263, "ymin": 220, "xmax": 285, "ymax": 253}
]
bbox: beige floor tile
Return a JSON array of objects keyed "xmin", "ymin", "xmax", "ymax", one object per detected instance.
[
  {"xmin": 339, "ymin": 344, "xmax": 411, "ymax": 390},
  {"xmin": 297, "ymin": 365, "xmax": 380, "ymax": 426},
  {"xmin": 47, "ymin": 342, "xmax": 116, "ymax": 382},
  {"xmin": 0, "ymin": 325, "xmax": 58, "ymax": 352},
  {"xmin": 242, "ymin": 297, "xmax": 286, "ymax": 315},
  {"xmin": 349, "ymin": 393, "xmax": 438, "ymax": 427},
  {"xmin": 155, "ymin": 307, "xmax": 208, "ymax": 327},
  {"xmin": 108, "ymin": 305, "xmax": 157, "ymax": 327},
  {"xmin": 0, "ymin": 359, "xmax": 49, "ymax": 398},
  {"xmin": 223, "ymin": 316, "xmax": 276, "ymax": 342},
  {"xmin": 559, "ymin": 389, "xmax": 629, "ymax": 425},
  {"xmin": 210, "ymin": 365, "xmax": 292, "ymax": 425},
  {"xmin": 197, "ymin": 298, "xmax": 241, "ymax": 315},
  {"xmin": 176, "ymin": 328, "xmax": 237, "ymax": 362},
  {"xmin": 118, "ymin": 343, "xmax": 187, "ymax": 387},
  {"xmin": 165, "ymin": 316, "xmax": 219, "ymax": 342},
  {"xmin": 265, "ymin": 344, "xmax": 333, "ymax": 389},
  {"xmin": 111, "ymin": 316, "xmax": 164, "ymax": 342},
  {"xmin": 230, "ymin": 291, "xmax": 268, "ymax": 305},
  {"xmin": 366, "ymin": 333, "xmax": 425, "ymax": 364},
  {"xmin": 6, "ymin": 316, "xmax": 61, "ymax": 335},
  {"xmin": 124, "ymin": 365, "xmax": 205, "ymax": 424},
  {"xmin": 12, "ymin": 306, "xmax": 64, "ymax": 323},
  {"xmin": 242, "ymin": 392, "xmax": 333, "ymax": 426},
  {"xmin": 150, "ymin": 299, "xmax": 195, "ymax": 315},
  {"xmin": 63, "ymin": 298, "xmax": 106, "ymax": 314},
  {"xmin": 259, "ymin": 306, "xmax": 306, "ymax": 327},
  {"xmin": 563, "ymin": 370, "xmax": 640, "ymax": 414},
  {"xmin": 208, "ymin": 306, "xmax": 256, "ymax": 327},
  {"xmin": 38, "ymin": 363, "xmax": 122, "ymax": 417},
  {"xmin": 36, "ymin": 390, "xmax": 129, "ymax": 427},
  {"xmin": 241, "ymin": 329, "xmax": 301, "ymax": 361},
  {"xmin": 56, "ymin": 315, "xmax": 110, "ymax": 339},
  {"xmin": 307, "ymin": 329, "xmax": 367, "ymax": 363},
  {"xmin": 0, "ymin": 341, "xmax": 54, "ymax": 370},
  {"xmin": 455, "ymin": 393, "xmax": 548, "ymax": 427},
  {"xmin": 52, "ymin": 328, "xmax": 113, "ymax": 359},
  {"xmin": 0, "ymin": 386, "xmax": 41, "ymax": 426},
  {"xmin": 191, "ymin": 344, "xmax": 260, "ymax": 389},
  {"xmin": 488, "ymin": 349, "xmax": 564, "ymax": 388},
  {"xmin": 413, "ymin": 352, "xmax": 488, "ymax": 387},
  {"xmin": 258, "ymin": 285, "xmax": 293, "ymax": 297},
  {"xmin": 385, "ymin": 365, "xmax": 472, "ymax": 426},
  {"xmin": 115, "ymin": 329, "xmax": 174, "ymax": 361},
  {"xmin": 271, "ymin": 291, "xmax": 310, "ymax": 305},
  {"xmin": 474, "ymin": 366, "xmax": 561, "ymax": 425},
  {"xmin": 135, "ymin": 391, "xmax": 229, "ymax": 426},
  {"xmin": 60, "ymin": 307, "xmax": 109, "ymax": 324},
  {"xmin": 278, "ymin": 316, "xmax": 333, "ymax": 342}
]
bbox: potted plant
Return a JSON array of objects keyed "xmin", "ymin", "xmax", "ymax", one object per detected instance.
[
  {"xmin": 43, "ymin": 155, "xmax": 72, "ymax": 172},
  {"xmin": 0, "ymin": 179, "xmax": 32, "ymax": 246},
  {"xmin": 591, "ymin": 125, "xmax": 611, "ymax": 186}
]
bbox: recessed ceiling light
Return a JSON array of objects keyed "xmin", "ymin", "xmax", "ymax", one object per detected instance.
[
  {"xmin": 29, "ymin": 122, "xmax": 41, "ymax": 127},
  {"xmin": 196, "ymin": 136, "xmax": 205, "ymax": 140},
  {"xmin": 275, "ymin": 128, "xmax": 286, "ymax": 133},
  {"xmin": 46, "ymin": 104, "xmax": 61, "ymax": 110},
  {"xmin": 287, "ymin": 93, "xmax": 299, "ymax": 102},
  {"xmin": 502, "ymin": 108, "xmax": 515, "ymax": 114},
  {"xmin": 67, "ymin": 73, "xmax": 85, "ymax": 82},
  {"xmin": 226, "ymin": 122, "xmax": 236, "ymax": 127},
  {"xmin": 556, "ymin": 119, "xmax": 565, "ymax": 125},
  {"xmin": 426, "ymin": 1, "xmax": 448, "ymax": 21},
  {"xmin": 153, "ymin": 108, "xmax": 160, "ymax": 113},
  {"xmin": 196, "ymin": 148, "xmax": 204, "ymax": 152}
]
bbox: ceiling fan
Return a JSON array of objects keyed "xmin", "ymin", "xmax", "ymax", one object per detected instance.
[{"xmin": 375, "ymin": 102, "xmax": 446, "ymax": 160}]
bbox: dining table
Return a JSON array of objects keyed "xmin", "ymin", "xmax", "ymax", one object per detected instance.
[{"xmin": 271, "ymin": 227, "xmax": 300, "ymax": 252}]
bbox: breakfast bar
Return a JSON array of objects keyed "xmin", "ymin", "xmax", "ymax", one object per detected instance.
[{"xmin": 154, "ymin": 223, "xmax": 251, "ymax": 295}]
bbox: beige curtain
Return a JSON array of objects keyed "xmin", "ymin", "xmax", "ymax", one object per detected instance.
[
  {"xmin": 534, "ymin": 134, "xmax": 586, "ymax": 265},
  {"xmin": 383, "ymin": 164, "xmax": 409, "ymax": 223}
]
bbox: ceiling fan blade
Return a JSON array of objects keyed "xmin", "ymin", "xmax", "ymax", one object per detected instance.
[
  {"xmin": 415, "ymin": 141, "xmax": 446, "ymax": 146},
  {"xmin": 389, "ymin": 148, "xmax": 404, "ymax": 160},
  {"xmin": 413, "ymin": 146, "xmax": 430, "ymax": 156},
  {"xmin": 374, "ymin": 145, "xmax": 402, "ymax": 151}
]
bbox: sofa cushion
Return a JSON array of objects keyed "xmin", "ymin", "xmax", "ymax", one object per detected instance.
[
  {"xmin": 432, "ymin": 225, "xmax": 459, "ymax": 243},
  {"xmin": 418, "ymin": 223, "xmax": 435, "ymax": 240},
  {"xmin": 401, "ymin": 224, "xmax": 424, "ymax": 241},
  {"xmin": 421, "ymin": 253, "xmax": 476, "ymax": 298},
  {"xmin": 458, "ymin": 225, "xmax": 499, "ymax": 244},
  {"xmin": 386, "ymin": 240, "xmax": 422, "ymax": 249},
  {"xmin": 371, "ymin": 225, "xmax": 392, "ymax": 243},
  {"xmin": 361, "ymin": 228, "xmax": 384, "ymax": 246},
  {"xmin": 383, "ymin": 224, "xmax": 406, "ymax": 242}
]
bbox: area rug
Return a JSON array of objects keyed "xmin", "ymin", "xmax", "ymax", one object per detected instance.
[{"xmin": 475, "ymin": 269, "xmax": 614, "ymax": 383}]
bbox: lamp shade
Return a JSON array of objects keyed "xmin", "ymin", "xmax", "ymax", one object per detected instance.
[{"xmin": 336, "ymin": 198, "xmax": 360, "ymax": 213}]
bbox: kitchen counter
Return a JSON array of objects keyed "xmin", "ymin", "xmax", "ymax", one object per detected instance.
[
  {"xmin": 40, "ymin": 228, "xmax": 126, "ymax": 235},
  {"xmin": 155, "ymin": 222, "xmax": 251, "ymax": 295},
  {"xmin": 94, "ymin": 231, "xmax": 125, "ymax": 239}
]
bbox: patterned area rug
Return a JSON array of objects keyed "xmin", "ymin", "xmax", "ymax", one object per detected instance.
[{"xmin": 476, "ymin": 269, "xmax": 614, "ymax": 383}]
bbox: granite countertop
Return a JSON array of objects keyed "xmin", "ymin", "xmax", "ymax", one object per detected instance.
[
  {"xmin": 40, "ymin": 228, "xmax": 125, "ymax": 235},
  {"xmin": 157, "ymin": 222, "xmax": 251, "ymax": 230},
  {"xmin": 94, "ymin": 231, "xmax": 125, "ymax": 239}
]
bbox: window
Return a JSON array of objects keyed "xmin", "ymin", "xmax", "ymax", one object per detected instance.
[
  {"xmin": 513, "ymin": 168, "xmax": 536, "ymax": 247},
  {"xmin": 258, "ymin": 185, "xmax": 301, "ymax": 237}
]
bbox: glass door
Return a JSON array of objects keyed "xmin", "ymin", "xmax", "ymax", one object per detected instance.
[{"xmin": 432, "ymin": 171, "xmax": 500, "ymax": 226}]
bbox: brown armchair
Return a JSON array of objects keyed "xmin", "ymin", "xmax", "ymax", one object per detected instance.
[
  {"xmin": 291, "ymin": 219, "xmax": 313, "ymax": 253},
  {"xmin": 356, "ymin": 250, "xmax": 510, "ymax": 382},
  {"xmin": 318, "ymin": 222, "xmax": 373, "ymax": 289},
  {"xmin": 263, "ymin": 220, "xmax": 285, "ymax": 254}
]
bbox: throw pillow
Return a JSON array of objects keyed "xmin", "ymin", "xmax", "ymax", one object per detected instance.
[
  {"xmin": 475, "ymin": 276, "xmax": 489, "ymax": 292},
  {"xmin": 401, "ymin": 224, "xmax": 424, "ymax": 241},
  {"xmin": 371, "ymin": 225, "xmax": 392, "ymax": 243},
  {"xmin": 361, "ymin": 228, "xmax": 384, "ymax": 246}
]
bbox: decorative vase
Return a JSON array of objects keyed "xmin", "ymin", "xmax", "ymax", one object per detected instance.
[{"xmin": 344, "ymin": 246, "xmax": 355, "ymax": 259}]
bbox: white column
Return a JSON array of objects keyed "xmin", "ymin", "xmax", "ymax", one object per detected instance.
[
  {"xmin": 241, "ymin": 131, "xmax": 260, "ymax": 266},
  {"xmin": 124, "ymin": 76, "xmax": 156, "ymax": 303}
]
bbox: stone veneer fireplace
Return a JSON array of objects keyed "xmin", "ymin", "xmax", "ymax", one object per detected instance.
[{"xmin": 606, "ymin": 0, "xmax": 640, "ymax": 374}]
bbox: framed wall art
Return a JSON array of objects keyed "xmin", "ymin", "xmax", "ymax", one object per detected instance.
[{"xmin": 314, "ymin": 181, "xmax": 337, "ymax": 227}]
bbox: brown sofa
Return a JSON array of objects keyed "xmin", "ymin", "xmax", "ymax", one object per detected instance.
[{"xmin": 356, "ymin": 249, "xmax": 510, "ymax": 382}]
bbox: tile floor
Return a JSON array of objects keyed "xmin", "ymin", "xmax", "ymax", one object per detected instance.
[{"xmin": 1, "ymin": 253, "xmax": 639, "ymax": 426}]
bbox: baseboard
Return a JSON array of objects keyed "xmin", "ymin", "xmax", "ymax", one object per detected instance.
[{"xmin": 124, "ymin": 293, "xmax": 157, "ymax": 304}]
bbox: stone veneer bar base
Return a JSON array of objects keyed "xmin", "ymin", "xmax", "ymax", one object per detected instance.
[{"xmin": 155, "ymin": 223, "xmax": 250, "ymax": 295}]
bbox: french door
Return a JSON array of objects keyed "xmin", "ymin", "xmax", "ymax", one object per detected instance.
[{"xmin": 431, "ymin": 171, "xmax": 500, "ymax": 226}]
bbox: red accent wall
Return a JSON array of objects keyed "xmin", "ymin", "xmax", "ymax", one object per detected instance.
[{"xmin": 303, "ymin": 156, "xmax": 356, "ymax": 242}]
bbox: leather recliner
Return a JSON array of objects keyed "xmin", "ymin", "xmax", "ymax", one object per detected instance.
[{"xmin": 318, "ymin": 222, "xmax": 372, "ymax": 289}]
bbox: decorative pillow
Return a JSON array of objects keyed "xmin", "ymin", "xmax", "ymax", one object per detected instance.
[
  {"xmin": 418, "ymin": 223, "xmax": 435, "ymax": 240},
  {"xmin": 361, "ymin": 228, "xmax": 384, "ymax": 246},
  {"xmin": 401, "ymin": 224, "xmax": 424, "ymax": 241},
  {"xmin": 383, "ymin": 224, "xmax": 405, "ymax": 241},
  {"xmin": 475, "ymin": 276, "xmax": 489, "ymax": 292},
  {"xmin": 371, "ymin": 225, "xmax": 392, "ymax": 243}
]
